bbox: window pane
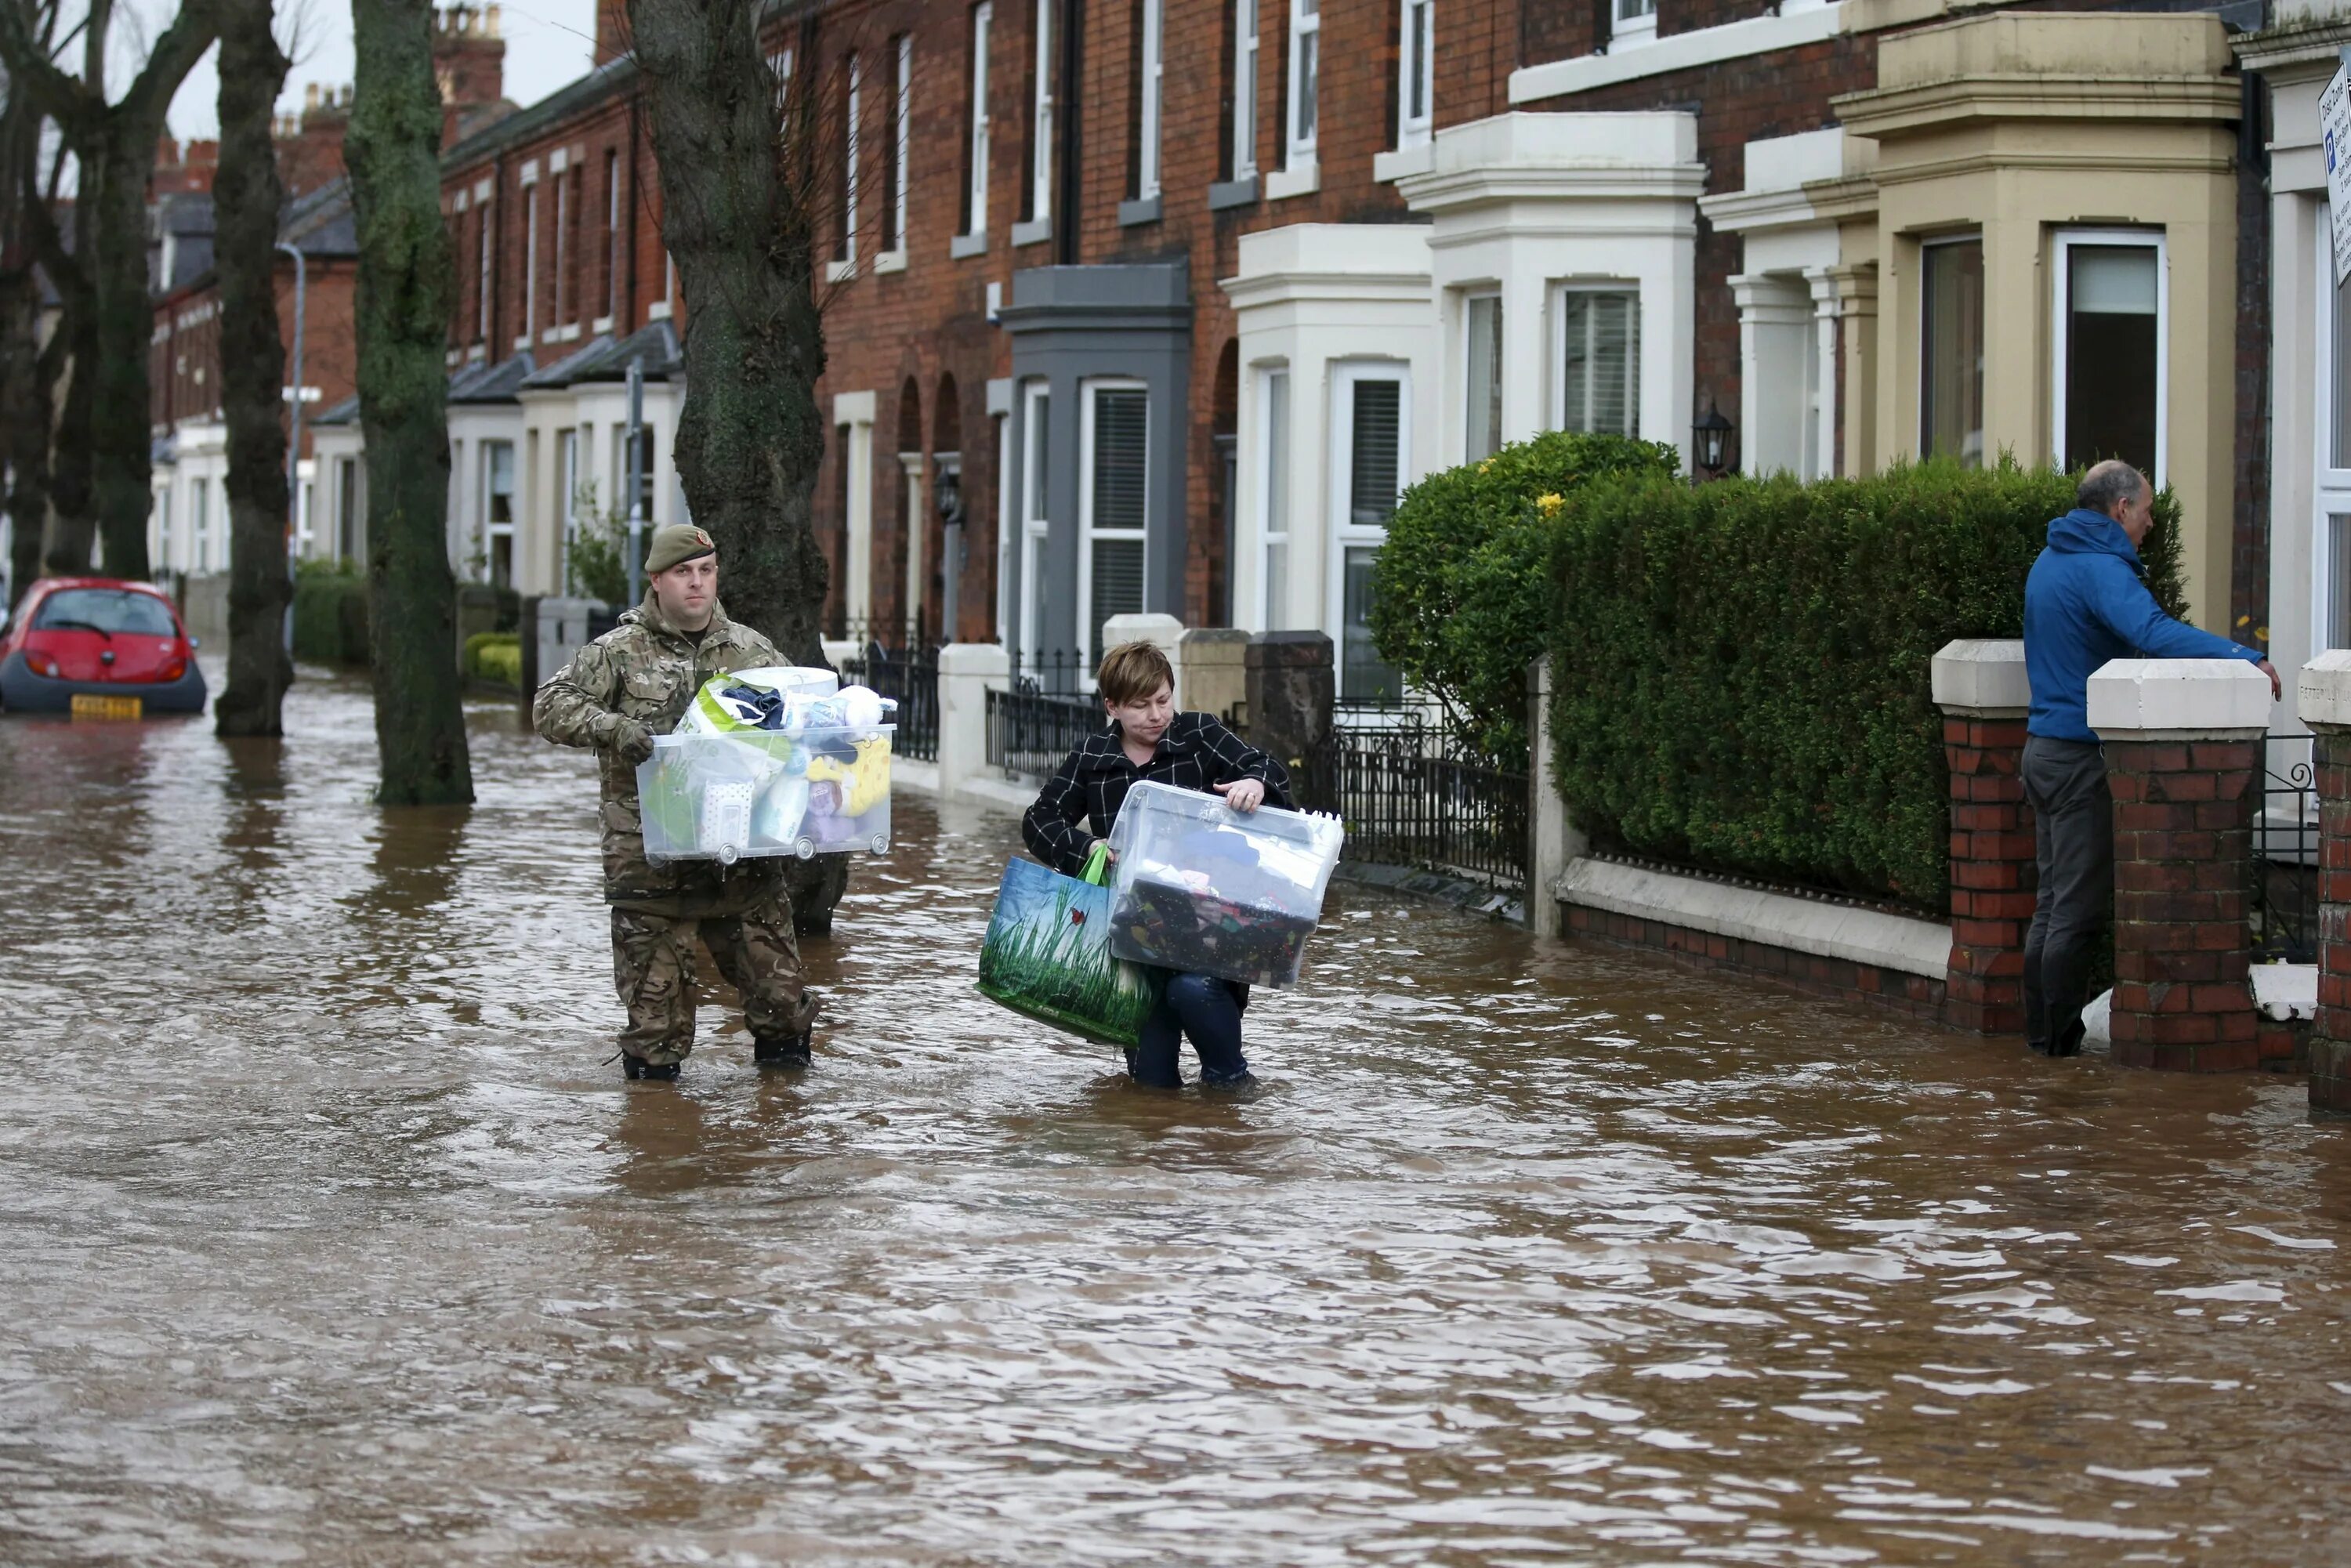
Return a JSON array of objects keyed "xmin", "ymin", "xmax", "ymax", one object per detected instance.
[
  {"xmin": 37, "ymin": 588, "xmax": 176, "ymax": 636},
  {"xmin": 1349, "ymin": 378, "xmax": 1401, "ymax": 527},
  {"xmin": 2063, "ymin": 244, "xmax": 2158, "ymax": 476},
  {"xmin": 1295, "ymin": 32, "xmax": 1317, "ymax": 144},
  {"xmin": 1407, "ymin": 1, "xmax": 1429, "ymax": 121},
  {"xmin": 1091, "ymin": 536, "xmax": 1145, "ymax": 657},
  {"xmin": 2335, "ymin": 260, "xmax": 2351, "ymax": 469},
  {"xmin": 1264, "ymin": 371, "xmax": 1289, "ymax": 626},
  {"xmin": 1091, "ymin": 388, "xmax": 1148, "ymax": 532},
  {"xmin": 1026, "ymin": 396, "xmax": 1050, "ymax": 524},
  {"xmin": 1921, "ymin": 239, "xmax": 1984, "ymax": 467},
  {"xmin": 1342, "ymin": 545, "xmax": 1400, "ymax": 702},
  {"xmin": 1263, "ymin": 539, "xmax": 1288, "ymax": 630},
  {"xmin": 1560, "ymin": 291, "xmax": 1638, "ymax": 437},
  {"xmin": 1466, "ymin": 296, "xmax": 1502, "ymax": 460},
  {"xmin": 2333, "ymin": 515, "xmax": 2351, "ymax": 652}
]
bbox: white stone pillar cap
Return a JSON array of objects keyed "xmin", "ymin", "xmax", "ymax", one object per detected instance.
[
  {"xmin": 2298, "ymin": 649, "xmax": 2351, "ymax": 730},
  {"xmin": 2086, "ymin": 657, "xmax": 2272, "ymax": 740},
  {"xmin": 938, "ymin": 640, "xmax": 1012, "ymax": 676},
  {"xmin": 1931, "ymin": 639, "xmax": 2029, "ymax": 716}
]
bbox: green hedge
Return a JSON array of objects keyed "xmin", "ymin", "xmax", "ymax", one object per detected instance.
[
  {"xmin": 1549, "ymin": 459, "xmax": 2186, "ymax": 911},
  {"xmin": 464, "ymin": 631, "xmax": 522, "ymax": 688},
  {"xmin": 1369, "ymin": 431, "xmax": 1679, "ymax": 767},
  {"xmin": 292, "ymin": 564, "xmax": 370, "ymax": 665}
]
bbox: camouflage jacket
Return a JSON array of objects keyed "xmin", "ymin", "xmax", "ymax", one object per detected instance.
[{"xmin": 533, "ymin": 592, "xmax": 785, "ymax": 916}]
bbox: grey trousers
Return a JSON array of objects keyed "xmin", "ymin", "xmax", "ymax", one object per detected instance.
[{"xmin": 2021, "ymin": 734, "xmax": 2113, "ymax": 1056}]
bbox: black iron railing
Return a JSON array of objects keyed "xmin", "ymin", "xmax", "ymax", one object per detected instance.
[
  {"xmin": 839, "ymin": 636, "xmax": 940, "ymax": 762},
  {"xmin": 2253, "ymin": 732, "xmax": 2318, "ymax": 964},
  {"xmin": 1301, "ymin": 716, "xmax": 1529, "ymax": 890},
  {"xmin": 986, "ymin": 648, "xmax": 1101, "ymax": 780}
]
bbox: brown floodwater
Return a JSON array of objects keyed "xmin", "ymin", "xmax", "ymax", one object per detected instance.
[{"xmin": 5, "ymin": 665, "xmax": 2351, "ymax": 1565}]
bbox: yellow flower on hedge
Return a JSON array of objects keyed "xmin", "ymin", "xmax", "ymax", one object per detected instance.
[{"xmin": 1536, "ymin": 493, "xmax": 1564, "ymax": 514}]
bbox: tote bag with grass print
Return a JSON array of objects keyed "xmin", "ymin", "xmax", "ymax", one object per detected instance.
[{"xmin": 977, "ymin": 843, "xmax": 1163, "ymax": 1048}]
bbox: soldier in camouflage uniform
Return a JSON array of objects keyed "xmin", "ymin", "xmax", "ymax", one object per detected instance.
[{"xmin": 534, "ymin": 523, "xmax": 820, "ymax": 1081}]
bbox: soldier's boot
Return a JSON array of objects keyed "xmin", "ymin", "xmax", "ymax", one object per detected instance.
[
  {"xmin": 622, "ymin": 1055, "xmax": 681, "ymax": 1082},
  {"xmin": 753, "ymin": 1029, "xmax": 813, "ymax": 1069}
]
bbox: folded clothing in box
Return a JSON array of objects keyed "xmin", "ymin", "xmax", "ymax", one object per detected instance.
[
  {"xmin": 1103, "ymin": 778, "xmax": 1344, "ymax": 987},
  {"xmin": 637, "ymin": 722, "xmax": 894, "ymax": 864}
]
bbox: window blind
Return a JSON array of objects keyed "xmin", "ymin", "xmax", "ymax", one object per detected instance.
[
  {"xmin": 1561, "ymin": 291, "xmax": 1638, "ymax": 438},
  {"xmin": 1349, "ymin": 378, "xmax": 1401, "ymax": 527}
]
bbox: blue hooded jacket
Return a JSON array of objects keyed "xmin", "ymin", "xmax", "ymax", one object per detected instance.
[{"xmin": 2022, "ymin": 509, "xmax": 2262, "ymax": 742}]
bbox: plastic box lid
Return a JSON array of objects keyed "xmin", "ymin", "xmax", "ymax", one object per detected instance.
[{"xmin": 1103, "ymin": 778, "xmax": 1345, "ymax": 920}]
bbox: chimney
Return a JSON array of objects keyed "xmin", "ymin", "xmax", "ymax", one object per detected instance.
[
  {"xmin": 433, "ymin": 3, "xmax": 509, "ymax": 150},
  {"xmin": 593, "ymin": 0, "xmax": 629, "ymax": 66}
]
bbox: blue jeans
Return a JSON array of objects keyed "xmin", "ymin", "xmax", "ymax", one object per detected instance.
[{"xmin": 1129, "ymin": 972, "xmax": 1250, "ymax": 1087}]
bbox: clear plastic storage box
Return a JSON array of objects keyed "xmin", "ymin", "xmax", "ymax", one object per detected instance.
[
  {"xmin": 636, "ymin": 725, "xmax": 893, "ymax": 863},
  {"xmin": 1103, "ymin": 779, "xmax": 1346, "ymax": 987}
]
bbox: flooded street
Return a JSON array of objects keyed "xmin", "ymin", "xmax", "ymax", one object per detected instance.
[{"xmin": 8, "ymin": 668, "xmax": 2351, "ymax": 1564}]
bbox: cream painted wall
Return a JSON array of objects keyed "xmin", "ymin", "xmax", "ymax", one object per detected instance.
[{"xmin": 1838, "ymin": 12, "xmax": 2241, "ymax": 630}]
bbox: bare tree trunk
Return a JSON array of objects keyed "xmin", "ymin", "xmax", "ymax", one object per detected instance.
[
  {"xmin": 625, "ymin": 0, "xmax": 830, "ymax": 661},
  {"xmin": 0, "ymin": 2, "xmax": 56, "ymax": 612},
  {"xmin": 212, "ymin": 0, "xmax": 294, "ymax": 735},
  {"xmin": 627, "ymin": 0, "xmax": 843, "ymax": 929},
  {"xmin": 346, "ymin": 0, "xmax": 472, "ymax": 805},
  {"xmin": 0, "ymin": 0, "xmax": 219, "ymax": 581}
]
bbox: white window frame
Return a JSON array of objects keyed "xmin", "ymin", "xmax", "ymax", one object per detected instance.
[
  {"xmin": 192, "ymin": 476, "xmax": 210, "ymax": 570},
  {"xmin": 1031, "ymin": 0, "xmax": 1055, "ymax": 226},
  {"xmin": 1398, "ymin": 0, "xmax": 1433, "ymax": 149},
  {"xmin": 476, "ymin": 199, "xmax": 491, "ymax": 343},
  {"xmin": 550, "ymin": 166, "xmax": 569, "ymax": 335},
  {"xmin": 522, "ymin": 179, "xmax": 539, "ymax": 346},
  {"xmin": 1462, "ymin": 288, "xmax": 1502, "ymax": 462},
  {"xmin": 1139, "ymin": 0, "xmax": 1165, "ymax": 200},
  {"xmin": 156, "ymin": 485, "xmax": 172, "ymax": 570},
  {"xmin": 1078, "ymin": 377, "xmax": 1149, "ymax": 673},
  {"xmin": 1327, "ymin": 362, "xmax": 1410, "ymax": 698},
  {"xmin": 603, "ymin": 149, "xmax": 620, "ymax": 327},
  {"xmin": 1257, "ymin": 364, "xmax": 1291, "ymax": 628},
  {"xmin": 890, "ymin": 34, "xmax": 912, "ymax": 254},
  {"xmin": 1549, "ymin": 282, "xmax": 1642, "ymax": 438},
  {"xmin": 965, "ymin": 2, "xmax": 992, "ymax": 237},
  {"xmin": 1020, "ymin": 379, "xmax": 1052, "ymax": 661},
  {"xmin": 483, "ymin": 439, "xmax": 516, "ymax": 586},
  {"xmin": 1233, "ymin": 0, "xmax": 1259, "ymax": 181},
  {"xmin": 558, "ymin": 427, "xmax": 581, "ymax": 589},
  {"xmin": 843, "ymin": 54, "xmax": 863, "ymax": 269},
  {"xmin": 1286, "ymin": 0, "xmax": 1319, "ymax": 163},
  {"xmin": 2312, "ymin": 219, "xmax": 2351, "ymax": 654},
  {"xmin": 1610, "ymin": 0, "xmax": 1657, "ymax": 50},
  {"xmin": 1919, "ymin": 232, "xmax": 1986, "ymax": 468},
  {"xmin": 2050, "ymin": 226, "xmax": 2168, "ymax": 491}
]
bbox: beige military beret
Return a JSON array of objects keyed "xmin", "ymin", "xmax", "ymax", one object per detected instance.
[{"xmin": 645, "ymin": 523, "xmax": 717, "ymax": 576}]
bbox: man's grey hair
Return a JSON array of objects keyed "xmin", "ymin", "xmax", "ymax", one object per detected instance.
[{"xmin": 2077, "ymin": 459, "xmax": 2149, "ymax": 516}]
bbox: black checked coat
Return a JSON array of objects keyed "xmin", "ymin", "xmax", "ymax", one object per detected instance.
[{"xmin": 1020, "ymin": 712, "xmax": 1294, "ymax": 878}]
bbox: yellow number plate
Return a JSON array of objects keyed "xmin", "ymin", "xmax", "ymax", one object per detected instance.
[{"xmin": 70, "ymin": 693, "xmax": 143, "ymax": 722}]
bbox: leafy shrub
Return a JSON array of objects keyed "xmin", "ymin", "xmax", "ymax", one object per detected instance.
[
  {"xmin": 1369, "ymin": 431, "xmax": 1678, "ymax": 766},
  {"xmin": 292, "ymin": 565, "xmax": 370, "ymax": 665},
  {"xmin": 566, "ymin": 481, "xmax": 629, "ymax": 605},
  {"xmin": 464, "ymin": 631, "xmax": 522, "ymax": 687},
  {"xmin": 1549, "ymin": 460, "xmax": 2187, "ymax": 911}
]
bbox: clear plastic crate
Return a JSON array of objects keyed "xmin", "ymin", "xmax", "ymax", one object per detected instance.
[
  {"xmin": 1103, "ymin": 778, "xmax": 1345, "ymax": 987},
  {"xmin": 636, "ymin": 725, "xmax": 893, "ymax": 863}
]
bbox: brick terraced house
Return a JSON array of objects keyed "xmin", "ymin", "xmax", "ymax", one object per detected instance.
[{"xmin": 156, "ymin": 0, "xmax": 2351, "ymax": 712}]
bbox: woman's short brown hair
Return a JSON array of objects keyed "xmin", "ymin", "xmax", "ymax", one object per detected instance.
[{"xmin": 1096, "ymin": 640, "xmax": 1176, "ymax": 707}]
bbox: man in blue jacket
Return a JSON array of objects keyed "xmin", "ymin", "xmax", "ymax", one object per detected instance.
[{"xmin": 2020, "ymin": 460, "xmax": 2277, "ymax": 1057}]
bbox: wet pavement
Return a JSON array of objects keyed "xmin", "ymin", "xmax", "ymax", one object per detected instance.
[{"xmin": 5, "ymin": 666, "xmax": 2351, "ymax": 1564}]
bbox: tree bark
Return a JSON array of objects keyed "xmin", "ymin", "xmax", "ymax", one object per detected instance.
[
  {"xmin": 211, "ymin": 0, "xmax": 292, "ymax": 736},
  {"xmin": 629, "ymin": 0, "xmax": 841, "ymax": 929},
  {"xmin": 0, "ymin": 5, "xmax": 58, "ymax": 612},
  {"xmin": 347, "ymin": 0, "xmax": 472, "ymax": 805},
  {"xmin": 0, "ymin": 0, "xmax": 219, "ymax": 580},
  {"xmin": 625, "ymin": 0, "xmax": 831, "ymax": 662}
]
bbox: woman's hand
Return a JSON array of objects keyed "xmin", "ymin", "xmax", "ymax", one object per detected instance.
[{"xmin": 1214, "ymin": 777, "xmax": 1266, "ymax": 813}]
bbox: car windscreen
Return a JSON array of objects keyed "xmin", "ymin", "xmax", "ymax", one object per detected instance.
[{"xmin": 33, "ymin": 588, "xmax": 179, "ymax": 637}]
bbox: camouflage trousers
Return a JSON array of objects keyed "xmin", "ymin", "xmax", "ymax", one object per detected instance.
[{"xmin": 610, "ymin": 889, "xmax": 820, "ymax": 1067}]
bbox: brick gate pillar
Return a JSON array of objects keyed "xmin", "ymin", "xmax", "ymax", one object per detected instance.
[
  {"xmin": 2088, "ymin": 659, "xmax": 2274, "ymax": 1071},
  {"xmin": 1933, "ymin": 639, "xmax": 2035, "ymax": 1033},
  {"xmin": 2297, "ymin": 651, "xmax": 2351, "ymax": 1110}
]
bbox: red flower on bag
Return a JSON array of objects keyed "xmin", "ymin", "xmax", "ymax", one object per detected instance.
[{"xmin": 1070, "ymin": 910, "xmax": 1087, "ymax": 927}]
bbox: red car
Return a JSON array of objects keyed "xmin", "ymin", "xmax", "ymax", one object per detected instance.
[{"xmin": 0, "ymin": 577, "xmax": 208, "ymax": 715}]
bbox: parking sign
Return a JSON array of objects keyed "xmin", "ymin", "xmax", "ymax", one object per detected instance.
[{"xmin": 2327, "ymin": 50, "xmax": 2351, "ymax": 286}]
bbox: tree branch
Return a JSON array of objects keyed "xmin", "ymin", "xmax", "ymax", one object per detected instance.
[{"xmin": 0, "ymin": 0, "xmax": 97, "ymax": 139}]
